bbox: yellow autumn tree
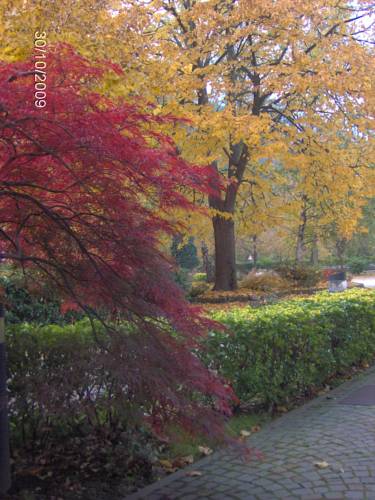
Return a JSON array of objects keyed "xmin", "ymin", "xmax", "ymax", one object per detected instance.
[
  {"xmin": 2, "ymin": 0, "xmax": 374, "ymax": 289},
  {"xmin": 116, "ymin": 0, "xmax": 375, "ymax": 289}
]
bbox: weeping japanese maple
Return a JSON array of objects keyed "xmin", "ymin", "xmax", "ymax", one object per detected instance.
[{"xmin": 0, "ymin": 45, "xmax": 235, "ymax": 438}]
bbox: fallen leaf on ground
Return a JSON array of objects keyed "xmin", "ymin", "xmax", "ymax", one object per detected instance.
[
  {"xmin": 159, "ymin": 459, "xmax": 178, "ymax": 472},
  {"xmin": 18, "ymin": 467, "xmax": 44, "ymax": 476},
  {"xmin": 314, "ymin": 461, "xmax": 330, "ymax": 469},
  {"xmin": 186, "ymin": 470, "xmax": 203, "ymax": 477},
  {"xmin": 159, "ymin": 459, "xmax": 173, "ymax": 469},
  {"xmin": 198, "ymin": 446, "xmax": 213, "ymax": 456},
  {"xmin": 173, "ymin": 455, "xmax": 194, "ymax": 467},
  {"xmin": 240, "ymin": 430, "xmax": 251, "ymax": 438},
  {"xmin": 276, "ymin": 406, "xmax": 288, "ymax": 413},
  {"xmin": 251, "ymin": 425, "xmax": 261, "ymax": 433},
  {"xmin": 318, "ymin": 386, "xmax": 331, "ymax": 396}
]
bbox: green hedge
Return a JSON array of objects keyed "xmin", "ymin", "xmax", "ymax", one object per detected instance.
[
  {"xmin": 347, "ymin": 256, "xmax": 369, "ymax": 274},
  {"xmin": 0, "ymin": 273, "xmax": 83, "ymax": 325},
  {"xmin": 7, "ymin": 289, "xmax": 375, "ymax": 444},
  {"xmin": 5, "ymin": 320, "xmax": 148, "ymax": 446},
  {"xmin": 6, "ymin": 318, "xmax": 163, "ymax": 487},
  {"xmin": 204, "ymin": 289, "xmax": 375, "ymax": 407}
]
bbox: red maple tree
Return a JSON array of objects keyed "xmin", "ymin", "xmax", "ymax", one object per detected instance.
[{"xmin": 0, "ymin": 45, "xmax": 235, "ymax": 437}]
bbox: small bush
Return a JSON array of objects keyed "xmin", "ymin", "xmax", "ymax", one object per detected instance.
[
  {"xmin": 8, "ymin": 321, "xmax": 126, "ymax": 444},
  {"xmin": 347, "ymin": 257, "xmax": 369, "ymax": 275},
  {"xmin": 275, "ymin": 264, "xmax": 322, "ymax": 287},
  {"xmin": 174, "ymin": 268, "xmax": 191, "ymax": 292},
  {"xmin": 193, "ymin": 272, "xmax": 207, "ymax": 282},
  {"xmin": 189, "ymin": 281, "xmax": 211, "ymax": 297},
  {"xmin": 0, "ymin": 272, "xmax": 82, "ymax": 325},
  {"xmin": 239, "ymin": 271, "xmax": 290, "ymax": 292},
  {"xmin": 171, "ymin": 236, "xmax": 199, "ymax": 270},
  {"xmin": 203, "ymin": 289, "xmax": 375, "ymax": 408},
  {"xmin": 256, "ymin": 257, "xmax": 280, "ymax": 269},
  {"xmin": 236, "ymin": 262, "xmax": 253, "ymax": 274}
]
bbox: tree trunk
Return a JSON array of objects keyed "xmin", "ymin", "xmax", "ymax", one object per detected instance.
[
  {"xmin": 207, "ymin": 144, "xmax": 248, "ymax": 291},
  {"xmin": 295, "ymin": 228, "xmax": 305, "ymax": 263},
  {"xmin": 201, "ymin": 241, "xmax": 214, "ymax": 282},
  {"xmin": 336, "ymin": 238, "xmax": 347, "ymax": 270},
  {"xmin": 212, "ymin": 216, "xmax": 237, "ymax": 291},
  {"xmin": 251, "ymin": 235, "xmax": 258, "ymax": 269},
  {"xmin": 310, "ymin": 234, "xmax": 319, "ymax": 266},
  {"xmin": 295, "ymin": 201, "xmax": 307, "ymax": 263}
]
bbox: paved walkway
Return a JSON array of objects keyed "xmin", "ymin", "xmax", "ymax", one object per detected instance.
[
  {"xmin": 127, "ymin": 366, "xmax": 375, "ymax": 499},
  {"xmin": 352, "ymin": 274, "xmax": 375, "ymax": 289}
]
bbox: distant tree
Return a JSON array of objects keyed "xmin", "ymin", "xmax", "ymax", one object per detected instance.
[
  {"xmin": 171, "ymin": 235, "xmax": 199, "ymax": 270},
  {"xmin": 346, "ymin": 198, "xmax": 375, "ymax": 259}
]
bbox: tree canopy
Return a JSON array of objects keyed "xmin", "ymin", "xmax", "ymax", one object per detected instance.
[{"xmin": 2, "ymin": 0, "xmax": 374, "ymax": 288}]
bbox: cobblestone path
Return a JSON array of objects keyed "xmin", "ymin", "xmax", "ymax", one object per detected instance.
[{"xmin": 127, "ymin": 366, "xmax": 375, "ymax": 499}]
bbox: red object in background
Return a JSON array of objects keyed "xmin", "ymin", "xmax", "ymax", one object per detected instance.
[{"xmin": 322, "ymin": 268, "xmax": 336, "ymax": 280}]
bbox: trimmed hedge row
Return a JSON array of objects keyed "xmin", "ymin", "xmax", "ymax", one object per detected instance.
[
  {"xmin": 6, "ymin": 320, "xmax": 160, "ymax": 488},
  {"xmin": 6, "ymin": 320, "xmax": 142, "ymax": 448},
  {"xmin": 204, "ymin": 289, "xmax": 375, "ymax": 407},
  {"xmin": 6, "ymin": 289, "xmax": 375, "ymax": 442}
]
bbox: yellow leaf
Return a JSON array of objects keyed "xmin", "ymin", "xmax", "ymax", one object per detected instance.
[
  {"xmin": 198, "ymin": 446, "xmax": 213, "ymax": 456},
  {"xmin": 186, "ymin": 470, "xmax": 203, "ymax": 477},
  {"xmin": 314, "ymin": 461, "xmax": 330, "ymax": 469},
  {"xmin": 240, "ymin": 430, "xmax": 251, "ymax": 438}
]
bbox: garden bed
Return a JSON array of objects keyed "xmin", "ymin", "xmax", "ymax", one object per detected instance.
[{"xmin": 193, "ymin": 285, "xmax": 327, "ymax": 304}]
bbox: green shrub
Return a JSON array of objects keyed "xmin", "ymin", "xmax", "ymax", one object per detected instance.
[
  {"xmin": 203, "ymin": 289, "xmax": 375, "ymax": 408},
  {"xmin": 174, "ymin": 268, "xmax": 191, "ymax": 292},
  {"xmin": 0, "ymin": 273, "xmax": 83, "ymax": 325},
  {"xmin": 236, "ymin": 262, "xmax": 254, "ymax": 274},
  {"xmin": 347, "ymin": 257, "xmax": 369, "ymax": 275},
  {"xmin": 237, "ymin": 257, "xmax": 281, "ymax": 272},
  {"xmin": 256, "ymin": 257, "xmax": 280, "ymax": 269},
  {"xmin": 7, "ymin": 320, "xmax": 153, "ymax": 441},
  {"xmin": 193, "ymin": 272, "xmax": 207, "ymax": 282},
  {"xmin": 6, "ymin": 320, "xmax": 159, "ymax": 482},
  {"xmin": 171, "ymin": 236, "xmax": 199, "ymax": 270},
  {"xmin": 275, "ymin": 264, "xmax": 322, "ymax": 287}
]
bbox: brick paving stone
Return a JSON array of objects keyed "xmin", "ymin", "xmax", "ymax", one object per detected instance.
[
  {"xmin": 344, "ymin": 492, "xmax": 366, "ymax": 499},
  {"xmin": 290, "ymin": 487, "xmax": 317, "ymax": 496},
  {"xmin": 126, "ymin": 365, "xmax": 375, "ymax": 500}
]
